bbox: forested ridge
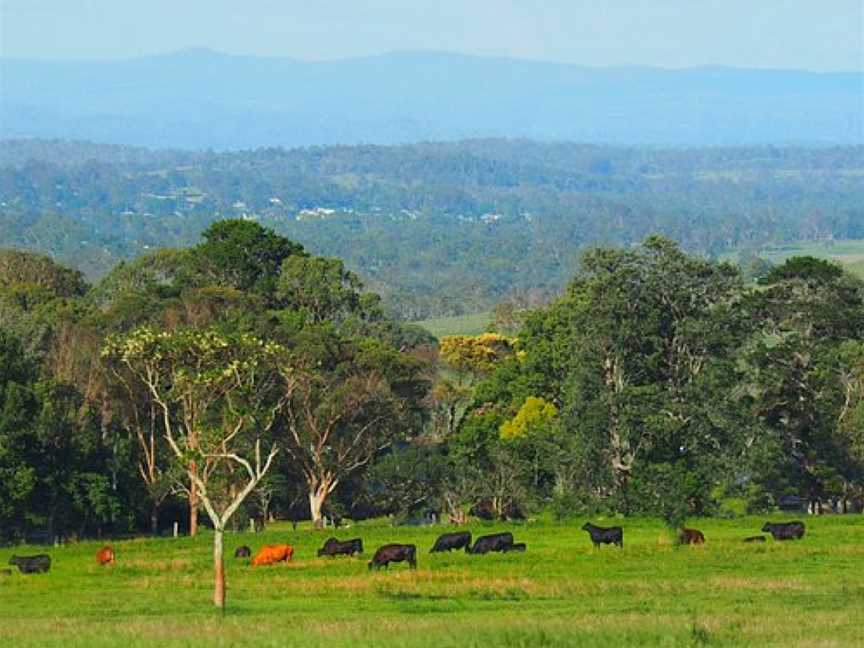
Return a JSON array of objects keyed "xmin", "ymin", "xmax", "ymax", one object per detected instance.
[
  {"xmin": 2, "ymin": 138, "xmax": 862, "ymax": 318},
  {"xmin": 1, "ymin": 222, "xmax": 863, "ymax": 546}
]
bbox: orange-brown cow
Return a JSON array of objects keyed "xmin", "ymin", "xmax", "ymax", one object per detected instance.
[
  {"xmin": 678, "ymin": 528, "xmax": 706, "ymax": 545},
  {"xmin": 96, "ymin": 545, "xmax": 115, "ymax": 565},
  {"xmin": 251, "ymin": 544, "xmax": 293, "ymax": 567}
]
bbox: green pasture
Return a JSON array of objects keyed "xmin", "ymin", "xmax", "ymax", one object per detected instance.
[
  {"xmin": 752, "ymin": 239, "xmax": 864, "ymax": 279},
  {"xmin": 1, "ymin": 515, "xmax": 862, "ymax": 647},
  {"xmin": 413, "ymin": 311, "xmax": 492, "ymax": 340}
]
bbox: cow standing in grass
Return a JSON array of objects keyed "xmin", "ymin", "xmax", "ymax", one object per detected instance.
[
  {"xmin": 469, "ymin": 532, "xmax": 515, "ymax": 555},
  {"xmin": 430, "ymin": 531, "xmax": 472, "ymax": 553},
  {"xmin": 317, "ymin": 537, "xmax": 363, "ymax": 557},
  {"xmin": 368, "ymin": 544, "xmax": 416, "ymax": 570},
  {"xmin": 252, "ymin": 544, "xmax": 294, "ymax": 566},
  {"xmin": 581, "ymin": 523, "xmax": 623, "ymax": 548},
  {"xmin": 9, "ymin": 555, "xmax": 51, "ymax": 574},
  {"xmin": 95, "ymin": 546, "xmax": 115, "ymax": 565},
  {"xmin": 762, "ymin": 521, "xmax": 805, "ymax": 540}
]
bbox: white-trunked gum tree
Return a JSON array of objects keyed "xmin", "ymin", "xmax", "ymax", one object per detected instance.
[{"xmin": 103, "ymin": 326, "xmax": 287, "ymax": 609}]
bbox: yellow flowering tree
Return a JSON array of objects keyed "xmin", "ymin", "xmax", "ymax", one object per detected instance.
[{"xmin": 499, "ymin": 396, "xmax": 558, "ymax": 441}]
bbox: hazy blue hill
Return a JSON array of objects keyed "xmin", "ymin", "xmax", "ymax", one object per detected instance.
[{"xmin": 2, "ymin": 49, "xmax": 861, "ymax": 149}]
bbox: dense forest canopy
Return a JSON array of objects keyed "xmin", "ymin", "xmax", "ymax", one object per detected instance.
[
  {"xmin": 1, "ymin": 224, "xmax": 863, "ymax": 548},
  {"xmin": 1, "ymin": 138, "xmax": 862, "ymax": 319}
]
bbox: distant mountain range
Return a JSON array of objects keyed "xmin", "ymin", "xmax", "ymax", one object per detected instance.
[{"xmin": 1, "ymin": 49, "xmax": 861, "ymax": 149}]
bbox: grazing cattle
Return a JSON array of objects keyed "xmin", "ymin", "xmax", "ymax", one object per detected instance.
[
  {"xmin": 95, "ymin": 545, "xmax": 115, "ymax": 565},
  {"xmin": 234, "ymin": 545, "xmax": 252, "ymax": 558},
  {"xmin": 0, "ymin": 568, "xmax": 11, "ymax": 576},
  {"xmin": 8, "ymin": 554, "xmax": 51, "ymax": 574},
  {"xmin": 368, "ymin": 544, "xmax": 417, "ymax": 570},
  {"xmin": 743, "ymin": 535, "xmax": 766, "ymax": 543},
  {"xmin": 317, "ymin": 537, "xmax": 363, "ymax": 557},
  {"xmin": 678, "ymin": 528, "xmax": 706, "ymax": 545},
  {"xmin": 581, "ymin": 522, "xmax": 624, "ymax": 549},
  {"xmin": 761, "ymin": 521, "xmax": 805, "ymax": 541},
  {"xmin": 430, "ymin": 531, "xmax": 472, "ymax": 553},
  {"xmin": 502, "ymin": 542, "xmax": 526, "ymax": 553},
  {"xmin": 468, "ymin": 532, "xmax": 514, "ymax": 555},
  {"xmin": 251, "ymin": 544, "xmax": 294, "ymax": 566}
]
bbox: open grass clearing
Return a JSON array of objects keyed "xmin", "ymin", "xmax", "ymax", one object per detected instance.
[
  {"xmin": 1, "ymin": 515, "xmax": 862, "ymax": 646},
  {"xmin": 413, "ymin": 311, "xmax": 492, "ymax": 339}
]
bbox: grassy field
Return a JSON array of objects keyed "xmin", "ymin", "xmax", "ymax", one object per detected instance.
[
  {"xmin": 755, "ymin": 239, "xmax": 864, "ymax": 279},
  {"xmin": 1, "ymin": 515, "xmax": 862, "ymax": 647},
  {"xmin": 413, "ymin": 311, "xmax": 492, "ymax": 340}
]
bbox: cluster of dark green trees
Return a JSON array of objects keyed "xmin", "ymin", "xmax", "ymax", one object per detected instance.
[
  {"xmin": 439, "ymin": 238, "xmax": 864, "ymax": 524},
  {"xmin": 1, "ymin": 223, "xmax": 863, "ymax": 545},
  {"xmin": 0, "ymin": 220, "xmax": 433, "ymax": 542}
]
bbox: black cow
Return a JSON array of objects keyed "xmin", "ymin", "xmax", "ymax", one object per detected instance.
[
  {"xmin": 234, "ymin": 545, "xmax": 252, "ymax": 558},
  {"xmin": 430, "ymin": 531, "xmax": 472, "ymax": 553},
  {"xmin": 368, "ymin": 544, "xmax": 417, "ymax": 570},
  {"xmin": 8, "ymin": 554, "xmax": 51, "ymax": 574},
  {"xmin": 581, "ymin": 522, "xmax": 623, "ymax": 548},
  {"xmin": 469, "ymin": 532, "xmax": 514, "ymax": 555},
  {"xmin": 502, "ymin": 542, "xmax": 526, "ymax": 553},
  {"xmin": 761, "ymin": 521, "xmax": 805, "ymax": 541},
  {"xmin": 318, "ymin": 537, "xmax": 363, "ymax": 557},
  {"xmin": 743, "ymin": 535, "xmax": 766, "ymax": 543}
]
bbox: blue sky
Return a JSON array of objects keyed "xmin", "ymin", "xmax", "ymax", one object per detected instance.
[{"xmin": 1, "ymin": 0, "xmax": 862, "ymax": 70}]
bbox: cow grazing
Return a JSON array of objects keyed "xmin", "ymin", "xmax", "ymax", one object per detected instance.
[
  {"xmin": 251, "ymin": 544, "xmax": 294, "ymax": 566},
  {"xmin": 678, "ymin": 528, "xmax": 706, "ymax": 545},
  {"xmin": 502, "ymin": 542, "xmax": 526, "ymax": 553},
  {"xmin": 581, "ymin": 522, "xmax": 623, "ymax": 549},
  {"xmin": 0, "ymin": 568, "xmax": 11, "ymax": 576},
  {"xmin": 761, "ymin": 521, "xmax": 805, "ymax": 541},
  {"xmin": 8, "ymin": 554, "xmax": 51, "ymax": 574},
  {"xmin": 368, "ymin": 544, "xmax": 417, "ymax": 570},
  {"xmin": 430, "ymin": 531, "xmax": 472, "ymax": 553},
  {"xmin": 95, "ymin": 545, "xmax": 115, "ymax": 565},
  {"xmin": 317, "ymin": 537, "xmax": 363, "ymax": 557},
  {"xmin": 468, "ymin": 532, "xmax": 515, "ymax": 555},
  {"xmin": 743, "ymin": 535, "xmax": 766, "ymax": 543},
  {"xmin": 234, "ymin": 545, "xmax": 252, "ymax": 558}
]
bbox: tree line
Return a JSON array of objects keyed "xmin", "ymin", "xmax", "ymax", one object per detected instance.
[{"xmin": 1, "ymin": 222, "xmax": 863, "ymax": 553}]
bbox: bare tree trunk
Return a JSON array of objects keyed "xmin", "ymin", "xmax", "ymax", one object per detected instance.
[
  {"xmin": 189, "ymin": 462, "xmax": 199, "ymax": 536},
  {"xmin": 309, "ymin": 489, "xmax": 326, "ymax": 529},
  {"xmin": 309, "ymin": 479, "xmax": 334, "ymax": 529},
  {"xmin": 213, "ymin": 527, "xmax": 225, "ymax": 609}
]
